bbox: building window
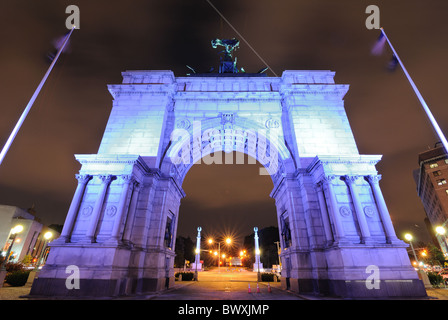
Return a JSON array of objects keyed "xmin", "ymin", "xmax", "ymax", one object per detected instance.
[
  {"xmin": 430, "ymin": 163, "xmax": 439, "ymax": 168},
  {"xmin": 437, "ymin": 179, "xmax": 447, "ymax": 186},
  {"xmin": 433, "ymin": 170, "xmax": 442, "ymax": 177},
  {"xmin": 445, "ymin": 190, "xmax": 448, "ymax": 195},
  {"xmin": 445, "ymin": 159, "xmax": 448, "ymax": 165}
]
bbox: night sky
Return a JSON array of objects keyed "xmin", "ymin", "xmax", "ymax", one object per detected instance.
[{"xmin": 1, "ymin": 0, "xmax": 447, "ymax": 245}]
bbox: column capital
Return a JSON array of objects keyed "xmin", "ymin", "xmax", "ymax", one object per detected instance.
[
  {"xmin": 344, "ymin": 175, "xmax": 362, "ymax": 185},
  {"xmin": 367, "ymin": 174, "xmax": 382, "ymax": 184},
  {"xmin": 121, "ymin": 174, "xmax": 136, "ymax": 184},
  {"xmin": 314, "ymin": 181, "xmax": 324, "ymax": 190},
  {"xmin": 132, "ymin": 181, "xmax": 143, "ymax": 191},
  {"xmin": 322, "ymin": 174, "xmax": 339, "ymax": 184},
  {"xmin": 99, "ymin": 174, "xmax": 114, "ymax": 184},
  {"xmin": 75, "ymin": 174, "xmax": 92, "ymax": 184}
]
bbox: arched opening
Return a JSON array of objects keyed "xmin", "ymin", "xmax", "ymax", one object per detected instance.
[{"xmin": 175, "ymin": 151, "xmax": 280, "ymax": 271}]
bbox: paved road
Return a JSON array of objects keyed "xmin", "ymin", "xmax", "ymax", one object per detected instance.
[
  {"xmin": 151, "ymin": 268, "xmax": 306, "ymax": 300},
  {"xmin": 2, "ymin": 267, "xmax": 448, "ymax": 301}
]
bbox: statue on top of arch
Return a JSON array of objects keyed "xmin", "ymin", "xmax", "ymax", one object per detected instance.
[{"xmin": 211, "ymin": 38, "xmax": 242, "ymax": 73}]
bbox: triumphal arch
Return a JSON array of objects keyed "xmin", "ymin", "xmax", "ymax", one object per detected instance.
[{"xmin": 30, "ymin": 39, "xmax": 426, "ymax": 298}]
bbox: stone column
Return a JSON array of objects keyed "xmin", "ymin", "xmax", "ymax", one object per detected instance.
[
  {"xmin": 321, "ymin": 175, "xmax": 346, "ymax": 243},
  {"xmin": 315, "ymin": 182, "xmax": 334, "ymax": 245},
  {"xmin": 192, "ymin": 227, "xmax": 202, "ymax": 273},
  {"xmin": 122, "ymin": 181, "xmax": 142, "ymax": 245},
  {"xmin": 107, "ymin": 175, "xmax": 134, "ymax": 244},
  {"xmin": 84, "ymin": 175, "xmax": 113, "ymax": 243},
  {"xmin": 367, "ymin": 175, "xmax": 399, "ymax": 243},
  {"xmin": 253, "ymin": 227, "xmax": 263, "ymax": 272},
  {"xmin": 57, "ymin": 174, "xmax": 91, "ymax": 243},
  {"xmin": 345, "ymin": 175, "xmax": 372, "ymax": 244}
]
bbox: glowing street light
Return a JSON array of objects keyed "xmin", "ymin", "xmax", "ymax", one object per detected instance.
[
  {"xmin": 435, "ymin": 225, "xmax": 448, "ymax": 257},
  {"xmin": 404, "ymin": 233, "xmax": 419, "ymax": 268},
  {"xmin": 404, "ymin": 233, "xmax": 413, "ymax": 241},
  {"xmin": 436, "ymin": 226, "xmax": 446, "ymax": 235},
  {"xmin": 44, "ymin": 231, "xmax": 53, "ymax": 240},
  {"xmin": 208, "ymin": 237, "xmax": 232, "ymax": 272}
]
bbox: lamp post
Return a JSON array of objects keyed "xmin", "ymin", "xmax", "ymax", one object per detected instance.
[
  {"xmin": 193, "ymin": 227, "xmax": 202, "ymax": 281},
  {"xmin": 404, "ymin": 232, "xmax": 433, "ymax": 288},
  {"xmin": 1, "ymin": 225, "xmax": 24, "ymax": 270},
  {"xmin": 435, "ymin": 226, "xmax": 447, "ymax": 257},
  {"xmin": 34, "ymin": 231, "xmax": 53, "ymax": 270},
  {"xmin": 404, "ymin": 233, "xmax": 419, "ymax": 267},
  {"xmin": 208, "ymin": 237, "xmax": 231, "ymax": 273},
  {"xmin": 253, "ymin": 227, "xmax": 263, "ymax": 280}
]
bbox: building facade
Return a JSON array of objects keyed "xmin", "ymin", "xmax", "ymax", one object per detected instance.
[
  {"xmin": 414, "ymin": 144, "xmax": 448, "ymax": 255},
  {"xmin": 0, "ymin": 205, "xmax": 59, "ymax": 264}
]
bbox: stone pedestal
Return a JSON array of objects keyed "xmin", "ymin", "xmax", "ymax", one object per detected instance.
[
  {"xmin": 191, "ymin": 263, "xmax": 202, "ymax": 272},
  {"xmin": 253, "ymin": 263, "xmax": 264, "ymax": 272}
]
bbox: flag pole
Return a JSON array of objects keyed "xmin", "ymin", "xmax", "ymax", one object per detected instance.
[
  {"xmin": 380, "ymin": 27, "xmax": 448, "ymax": 152},
  {"xmin": 0, "ymin": 26, "xmax": 76, "ymax": 166}
]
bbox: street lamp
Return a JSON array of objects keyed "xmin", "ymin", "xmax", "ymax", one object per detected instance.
[
  {"xmin": 208, "ymin": 237, "xmax": 231, "ymax": 272},
  {"xmin": 435, "ymin": 226, "xmax": 448, "ymax": 257},
  {"xmin": 436, "ymin": 226, "xmax": 446, "ymax": 236},
  {"xmin": 404, "ymin": 233, "xmax": 419, "ymax": 268},
  {"xmin": 1, "ymin": 225, "xmax": 24, "ymax": 270}
]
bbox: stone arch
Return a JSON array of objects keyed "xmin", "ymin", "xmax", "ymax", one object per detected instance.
[
  {"xmin": 29, "ymin": 69, "xmax": 427, "ymax": 299},
  {"xmin": 159, "ymin": 114, "xmax": 295, "ymax": 187}
]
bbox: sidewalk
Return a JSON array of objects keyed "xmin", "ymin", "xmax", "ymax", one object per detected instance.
[
  {"xmin": 0, "ymin": 283, "xmax": 33, "ymax": 300},
  {"xmin": 2, "ymin": 282, "xmax": 448, "ymax": 300}
]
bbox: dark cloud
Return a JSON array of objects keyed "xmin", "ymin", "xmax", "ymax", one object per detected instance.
[{"xmin": 1, "ymin": 0, "xmax": 447, "ymax": 244}]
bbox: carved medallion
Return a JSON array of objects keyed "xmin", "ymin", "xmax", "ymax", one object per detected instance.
[
  {"xmin": 81, "ymin": 205, "xmax": 93, "ymax": 217},
  {"xmin": 265, "ymin": 118, "xmax": 280, "ymax": 129},
  {"xmin": 364, "ymin": 206, "xmax": 375, "ymax": 217},
  {"xmin": 339, "ymin": 206, "xmax": 351, "ymax": 217},
  {"xmin": 106, "ymin": 205, "xmax": 117, "ymax": 217},
  {"xmin": 176, "ymin": 118, "xmax": 191, "ymax": 130}
]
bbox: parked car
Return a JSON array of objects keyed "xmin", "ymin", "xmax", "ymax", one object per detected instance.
[{"xmin": 437, "ymin": 269, "xmax": 448, "ymax": 284}]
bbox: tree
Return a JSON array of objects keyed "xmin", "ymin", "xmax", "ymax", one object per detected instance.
[
  {"xmin": 243, "ymin": 226, "xmax": 280, "ymax": 268},
  {"xmin": 174, "ymin": 236, "xmax": 195, "ymax": 268},
  {"xmin": 414, "ymin": 241, "xmax": 445, "ymax": 266}
]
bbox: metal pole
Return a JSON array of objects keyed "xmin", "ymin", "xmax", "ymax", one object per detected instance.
[
  {"xmin": 0, "ymin": 26, "xmax": 75, "ymax": 166},
  {"xmin": 380, "ymin": 28, "xmax": 448, "ymax": 153},
  {"xmin": 218, "ymin": 242, "xmax": 221, "ymax": 273},
  {"xmin": 409, "ymin": 240, "xmax": 419, "ymax": 267}
]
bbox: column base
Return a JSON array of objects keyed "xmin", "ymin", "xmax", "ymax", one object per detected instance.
[
  {"xmin": 253, "ymin": 263, "xmax": 264, "ymax": 272},
  {"xmin": 191, "ymin": 263, "xmax": 202, "ymax": 271},
  {"xmin": 286, "ymin": 277, "xmax": 427, "ymax": 298},
  {"xmin": 29, "ymin": 276, "xmax": 175, "ymax": 298}
]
